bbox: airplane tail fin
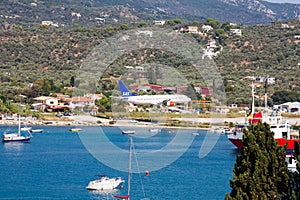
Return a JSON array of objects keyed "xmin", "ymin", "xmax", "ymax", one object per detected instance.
[{"xmin": 118, "ymin": 80, "xmax": 135, "ymax": 97}]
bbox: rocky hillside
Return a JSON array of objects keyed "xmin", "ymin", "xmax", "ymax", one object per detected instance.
[{"xmin": 0, "ymin": 0, "xmax": 299, "ymax": 29}]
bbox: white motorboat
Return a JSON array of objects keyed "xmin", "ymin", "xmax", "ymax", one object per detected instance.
[
  {"xmin": 20, "ymin": 126, "xmax": 32, "ymax": 131},
  {"xmin": 30, "ymin": 129, "xmax": 43, "ymax": 133},
  {"xmin": 148, "ymin": 128, "xmax": 160, "ymax": 133},
  {"xmin": 122, "ymin": 130, "xmax": 135, "ymax": 134},
  {"xmin": 86, "ymin": 175, "xmax": 124, "ymax": 190}
]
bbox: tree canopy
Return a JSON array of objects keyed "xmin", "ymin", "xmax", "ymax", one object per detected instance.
[{"xmin": 226, "ymin": 122, "xmax": 290, "ymax": 199}]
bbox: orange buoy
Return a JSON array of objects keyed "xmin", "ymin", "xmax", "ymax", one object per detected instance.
[{"xmin": 145, "ymin": 170, "xmax": 149, "ymax": 176}]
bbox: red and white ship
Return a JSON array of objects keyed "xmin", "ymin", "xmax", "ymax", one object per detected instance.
[{"xmin": 227, "ymin": 84, "xmax": 299, "ymax": 150}]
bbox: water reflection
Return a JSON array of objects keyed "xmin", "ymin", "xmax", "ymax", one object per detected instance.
[
  {"xmin": 88, "ymin": 189, "xmax": 119, "ymax": 200},
  {"xmin": 3, "ymin": 142, "xmax": 25, "ymax": 155}
]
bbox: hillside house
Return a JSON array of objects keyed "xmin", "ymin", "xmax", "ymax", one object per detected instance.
[
  {"xmin": 65, "ymin": 96, "xmax": 94, "ymax": 110},
  {"xmin": 255, "ymin": 76, "xmax": 276, "ymax": 84},
  {"xmin": 85, "ymin": 93, "xmax": 104, "ymax": 100},
  {"xmin": 32, "ymin": 96, "xmax": 63, "ymax": 112},
  {"xmin": 202, "ymin": 25, "xmax": 213, "ymax": 32},
  {"xmin": 230, "ymin": 29, "xmax": 242, "ymax": 36},
  {"xmin": 187, "ymin": 26, "xmax": 199, "ymax": 34},
  {"xmin": 34, "ymin": 96, "xmax": 58, "ymax": 106},
  {"xmin": 41, "ymin": 21, "xmax": 59, "ymax": 27},
  {"xmin": 154, "ymin": 20, "xmax": 166, "ymax": 25}
]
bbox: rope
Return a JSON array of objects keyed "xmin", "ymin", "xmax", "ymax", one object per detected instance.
[{"xmin": 132, "ymin": 141, "xmax": 147, "ymax": 199}]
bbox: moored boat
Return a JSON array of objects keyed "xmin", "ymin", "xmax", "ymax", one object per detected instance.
[
  {"xmin": 30, "ymin": 129, "xmax": 43, "ymax": 133},
  {"xmin": 227, "ymin": 84, "xmax": 299, "ymax": 150},
  {"xmin": 122, "ymin": 130, "xmax": 135, "ymax": 134},
  {"xmin": 148, "ymin": 128, "xmax": 160, "ymax": 133},
  {"xmin": 86, "ymin": 175, "xmax": 124, "ymax": 190},
  {"xmin": 69, "ymin": 128, "xmax": 81, "ymax": 132},
  {"xmin": 2, "ymin": 116, "xmax": 33, "ymax": 143},
  {"xmin": 20, "ymin": 126, "xmax": 32, "ymax": 131}
]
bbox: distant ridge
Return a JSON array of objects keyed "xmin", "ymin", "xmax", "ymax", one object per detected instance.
[{"xmin": 0, "ymin": 0, "xmax": 299, "ymax": 28}]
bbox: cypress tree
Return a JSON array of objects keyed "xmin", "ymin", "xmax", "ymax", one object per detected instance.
[{"xmin": 226, "ymin": 122, "xmax": 290, "ymax": 200}]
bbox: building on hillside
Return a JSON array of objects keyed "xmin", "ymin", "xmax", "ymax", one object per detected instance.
[
  {"xmin": 85, "ymin": 93, "xmax": 104, "ymax": 100},
  {"xmin": 32, "ymin": 96, "xmax": 70, "ymax": 112},
  {"xmin": 41, "ymin": 21, "xmax": 59, "ymax": 27},
  {"xmin": 194, "ymin": 86, "xmax": 213, "ymax": 96},
  {"xmin": 55, "ymin": 93, "xmax": 70, "ymax": 101},
  {"xmin": 274, "ymin": 102, "xmax": 300, "ymax": 113},
  {"xmin": 230, "ymin": 29, "xmax": 242, "ymax": 36},
  {"xmin": 255, "ymin": 76, "xmax": 276, "ymax": 84},
  {"xmin": 281, "ymin": 24, "xmax": 295, "ymax": 29},
  {"xmin": 202, "ymin": 25, "xmax": 213, "ymax": 32},
  {"xmin": 33, "ymin": 96, "xmax": 58, "ymax": 106},
  {"xmin": 65, "ymin": 96, "xmax": 95, "ymax": 110},
  {"xmin": 187, "ymin": 26, "xmax": 199, "ymax": 34},
  {"xmin": 154, "ymin": 20, "xmax": 166, "ymax": 25}
]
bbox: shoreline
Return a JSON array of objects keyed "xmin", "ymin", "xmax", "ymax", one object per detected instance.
[{"xmin": 0, "ymin": 115, "xmax": 298, "ymax": 129}]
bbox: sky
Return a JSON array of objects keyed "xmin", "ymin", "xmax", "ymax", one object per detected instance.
[{"xmin": 264, "ymin": 0, "xmax": 300, "ymax": 4}]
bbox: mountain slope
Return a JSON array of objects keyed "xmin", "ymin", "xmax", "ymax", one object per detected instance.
[{"xmin": 0, "ymin": 0, "xmax": 299, "ymax": 28}]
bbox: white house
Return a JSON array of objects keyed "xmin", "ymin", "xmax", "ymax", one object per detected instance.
[
  {"xmin": 230, "ymin": 29, "xmax": 242, "ymax": 36},
  {"xmin": 202, "ymin": 25, "xmax": 213, "ymax": 32},
  {"xmin": 154, "ymin": 20, "xmax": 166, "ymax": 25}
]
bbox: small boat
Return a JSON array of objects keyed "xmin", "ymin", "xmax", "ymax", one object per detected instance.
[
  {"xmin": 192, "ymin": 132, "xmax": 199, "ymax": 136},
  {"xmin": 122, "ymin": 130, "xmax": 135, "ymax": 134},
  {"xmin": 148, "ymin": 128, "xmax": 160, "ymax": 133},
  {"xmin": 86, "ymin": 175, "xmax": 124, "ymax": 190},
  {"xmin": 2, "ymin": 116, "xmax": 33, "ymax": 143},
  {"xmin": 69, "ymin": 128, "xmax": 81, "ymax": 132},
  {"xmin": 30, "ymin": 129, "xmax": 43, "ymax": 133},
  {"xmin": 20, "ymin": 127, "xmax": 32, "ymax": 131}
]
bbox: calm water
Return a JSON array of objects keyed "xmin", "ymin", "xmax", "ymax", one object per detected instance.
[{"xmin": 0, "ymin": 125, "xmax": 238, "ymax": 200}]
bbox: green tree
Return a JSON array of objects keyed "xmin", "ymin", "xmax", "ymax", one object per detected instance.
[
  {"xmin": 226, "ymin": 122, "xmax": 290, "ymax": 199},
  {"xmin": 95, "ymin": 96, "xmax": 111, "ymax": 112}
]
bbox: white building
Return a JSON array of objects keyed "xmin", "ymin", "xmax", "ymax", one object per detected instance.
[{"xmin": 154, "ymin": 20, "xmax": 166, "ymax": 25}]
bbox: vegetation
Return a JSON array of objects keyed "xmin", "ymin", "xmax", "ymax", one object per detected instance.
[
  {"xmin": 226, "ymin": 122, "xmax": 291, "ymax": 199},
  {"xmin": 0, "ymin": 0, "xmax": 298, "ymax": 28},
  {"xmin": 0, "ymin": 17, "xmax": 298, "ymax": 113}
]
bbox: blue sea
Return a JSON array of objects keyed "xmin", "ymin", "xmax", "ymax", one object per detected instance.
[{"xmin": 0, "ymin": 125, "xmax": 239, "ymax": 200}]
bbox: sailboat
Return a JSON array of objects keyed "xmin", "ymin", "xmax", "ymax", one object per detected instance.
[
  {"xmin": 2, "ymin": 115, "xmax": 33, "ymax": 142},
  {"xmin": 114, "ymin": 135, "xmax": 133, "ymax": 200}
]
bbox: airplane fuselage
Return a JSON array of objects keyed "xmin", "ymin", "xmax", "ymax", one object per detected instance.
[{"xmin": 126, "ymin": 94, "xmax": 191, "ymax": 105}]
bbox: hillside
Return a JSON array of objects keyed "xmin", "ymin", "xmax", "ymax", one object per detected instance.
[
  {"xmin": 0, "ymin": 19, "xmax": 299, "ymax": 106},
  {"xmin": 0, "ymin": 0, "xmax": 299, "ymax": 29}
]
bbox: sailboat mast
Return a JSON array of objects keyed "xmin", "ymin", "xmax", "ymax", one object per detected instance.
[
  {"xmin": 264, "ymin": 76, "xmax": 268, "ymax": 110},
  {"xmin": 128, "ymin": 135, "xmax": 132, "ymax": 200},
  {"xmin": 18, "ymin": 114, "xmax": 21, "ymax": 136},
  {"xmin": 251, "ymin": 84, "xmax": 255, "ymax": 114}
]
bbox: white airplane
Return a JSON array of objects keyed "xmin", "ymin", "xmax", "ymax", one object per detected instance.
[{"xmin": 118, "ymin": 80, "xmax": 191, "ymax": 105}]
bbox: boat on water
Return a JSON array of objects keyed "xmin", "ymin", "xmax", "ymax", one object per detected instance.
[
  {"xmin": 30, "ymin": 129, "xmax": 43, "ymax": 133},
  {"xmin": 20, "ymin": 126, "xmax": 32, "ymax": 131},
  {"xmin": 148, "ymin": 128, "xmax": 160, "ymax": 133},
  {"xmin": 86, "ymin": 175, "xmax": 124, "ymax": 190},
  {"xmin": 122, "ymin": 130, "xmax": 135, "ymax": 134},
  {"xmin": 227, "ymin": 84, "xmax": 299, "ymax": 150},
  {"xmin": 2, "ymin": 116, "xmax": 33, "ymax": 143},
  {"xmin": 69, "ymin": 128, "xmax": 81, "ymax": 132}
]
